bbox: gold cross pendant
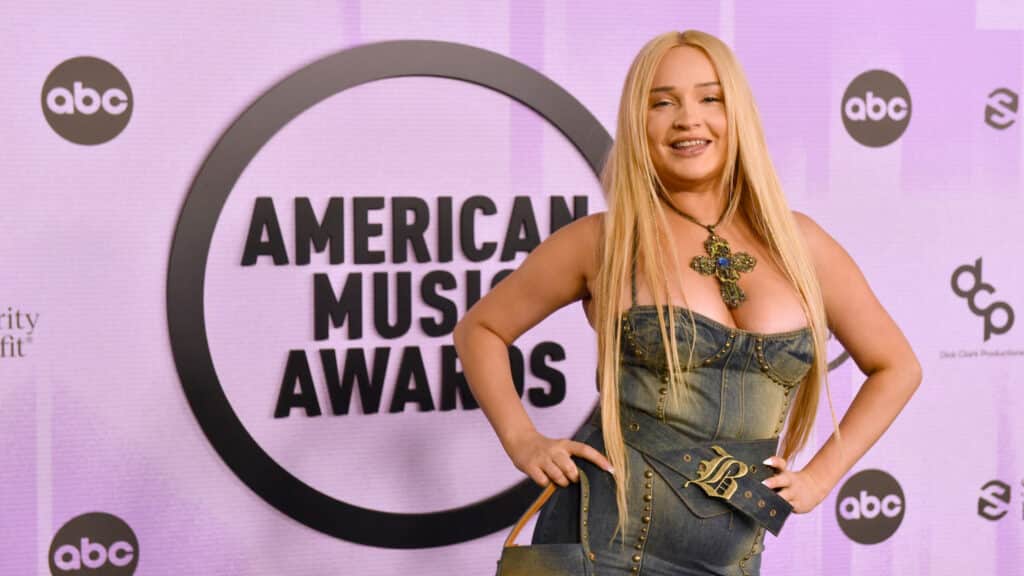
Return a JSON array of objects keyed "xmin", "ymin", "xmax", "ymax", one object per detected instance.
[{"xmin": 690, "ymin": 231, "xmax": 757, "ymax": 309}]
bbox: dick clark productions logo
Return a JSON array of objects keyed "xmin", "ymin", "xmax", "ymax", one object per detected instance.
[
  {"xmin": 167, "ymin": 40, "xmax": 611, "ymax": 548},
  {"xmin": 951, "ymin": 258, "xmax": 1015, "ymax": 341},
  {"xmin": 978, "ymin": 479, "xmax": 1024, "ymax": 521},
  {"xmin": 985, "ymin": 88, "xmax": 1019, "ymax": 130}
]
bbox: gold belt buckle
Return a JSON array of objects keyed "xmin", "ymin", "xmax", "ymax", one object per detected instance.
[{"xmin": 684, "ymin": 445, "xmax": 749, "ymax": 502}]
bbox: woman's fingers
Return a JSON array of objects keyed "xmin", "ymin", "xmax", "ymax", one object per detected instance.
[
  {"xmin": 517, "ymin": 436, "xmax": 614, "ymax": 488},
  {"xmin": 552, "ymin": 451, "xmax": 579, "ymax": 483},
  {"xmin": 777, "ymin": 487, "xmax": 795, "ymax": 505},
  {"xmin": 758, "ymin": 468, "xmax": 822, "ymax": 514},
  {"xmin": 762, "ymin": 470, "xmax": 791, "ymax": 490},
  {"xmin": 527, "ymin": 467, "xmax": 550, "ymax": 487},
  {"xmin": 570, "ymin": 441, "xmax": 615, "ymax": 473},
  {"xmin": 763, "ymin": 456, "xmax": 787, "ymax": 471},
  {"xmin": 541, "ymin": 460, "xmax": 570, "ymax": 487}
]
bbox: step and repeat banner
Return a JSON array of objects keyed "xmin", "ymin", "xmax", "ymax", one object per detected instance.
[{"xmin": 2, "ymin": 1, "xmax": 1022, "ymax": 574}]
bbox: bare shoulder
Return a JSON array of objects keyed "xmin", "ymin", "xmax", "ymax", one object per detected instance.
[
  {"xmin": 791, "ymin": 210, "xmax": 915, "ymax": 375},
  {"xmin": 792, "ymin": 210, "xmax": 835, "ymax": 255},
  {"xmin": 791, "ymin": 210, "xmax": 857, "ymax": 277},
  {"xmin": 457, "ymin": 211, "xmax": 605, "ymax": 345},
  {"xmin": 532, "ymin": 211, "xmax": 606, "ymax": 299},
  {"xmin": 558, "ymin": 210, "xmax": 604, "ymax": 243},
  {"xmin": 554, "ymin": 211, "xmax": 605, "ymax": 276},
  {"xmin": 791, "ymin": 209, "xmax": 859, "ymax": 290}
]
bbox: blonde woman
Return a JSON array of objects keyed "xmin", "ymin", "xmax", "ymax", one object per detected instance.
[{"xmin": 453, "ymin": 30, "xmax": 920, "ymax": 575}]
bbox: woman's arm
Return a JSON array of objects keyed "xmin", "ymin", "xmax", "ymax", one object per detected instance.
[
  {"xmin": 763, "ymin": 212, "xmax": 923, "ymax": 513},
  {"xmin": 452, "ymin": 213, "xmax": 612, "ymax": 487}
]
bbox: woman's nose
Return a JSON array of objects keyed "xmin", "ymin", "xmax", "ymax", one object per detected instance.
[{"xmin": 672, "ymin": 102, "xmax": 701, "ymax": 129}]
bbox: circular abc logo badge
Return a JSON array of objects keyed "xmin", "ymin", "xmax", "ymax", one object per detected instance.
[
  {"xmin": 42, "ymin": 56, "xmax": 133, "ymax": 145},
  {"xmin": 841, "ymin": 70, "xmax": 911, "ymax": 147},
  {"xmin": 835, "ymin": 469, "xmax": 905, "ymax": 544},
  {"xmin": 49, "ymin": 512, "xmax": 138, "ymax": 575}
]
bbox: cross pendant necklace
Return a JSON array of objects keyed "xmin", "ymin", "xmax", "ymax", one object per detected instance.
[{"xmin": 663, "ymin": 199, "xmax": 757, "ymax": 309}]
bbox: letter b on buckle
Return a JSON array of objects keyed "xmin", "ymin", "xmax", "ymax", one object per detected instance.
[{"xmin": 684, "ymin": 445, "xmax": 749, "ymax": 501}]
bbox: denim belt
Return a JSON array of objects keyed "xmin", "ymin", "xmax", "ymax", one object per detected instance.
[{"xmin": 603, "ymin": 406, "xmax": 793, "ymax": 535}]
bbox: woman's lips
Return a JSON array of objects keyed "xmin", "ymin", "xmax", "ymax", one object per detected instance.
[{"xmin": 670, "ymin": 141, "xmax": 710, "ymax": 157}]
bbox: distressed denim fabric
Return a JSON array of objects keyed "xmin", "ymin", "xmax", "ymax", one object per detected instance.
[{"xmin": 532, "ymin": 305, "xmax": 813, "ymax": 576}]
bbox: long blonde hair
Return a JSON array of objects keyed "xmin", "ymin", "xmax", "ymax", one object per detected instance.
[{"xmin": 593, "ymin": 30, "xmax": 836, "ymax": 538}]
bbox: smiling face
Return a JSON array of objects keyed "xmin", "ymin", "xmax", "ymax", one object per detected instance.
[{"xmin": 645, "ymin": 45, "xmax": 728, "ymax": 195}]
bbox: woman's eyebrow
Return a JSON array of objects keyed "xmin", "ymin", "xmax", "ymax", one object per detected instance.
[{"xmin": 649, "ymin": 81, "xmax": 721, "ymax": 94}]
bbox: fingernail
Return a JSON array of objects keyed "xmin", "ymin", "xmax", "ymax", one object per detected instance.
[
  {"xmin": 761, "ymin": 479, "xmax": 770, "ymax": 486},
  {"xmin": 605, "ymin": 466, "xmax": 615, "ymax": 474},
  {"xmin": 762, "ymin": 458, "xmax": 774, "ymax": 466}
]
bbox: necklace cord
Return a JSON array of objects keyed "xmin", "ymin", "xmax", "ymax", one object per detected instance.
[{"xmin": 662, "ymin": 195, "xmax": 726, "ymax": 233}]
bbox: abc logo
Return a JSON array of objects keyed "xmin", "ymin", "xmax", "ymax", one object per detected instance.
[
  {"xmin": 49, "ymin": 512, "xmax": 138, "ymax": 575},
  {"xmin": 839, "ymin": 490, "xmax": 902, "ymax": 519},
  {"xmin": 842, "ymin": 69, "xmax": 912, "ymax": 147},
  {"xmin": 41, "ymin": 56, "xmax": 133, "ymax": 145},
  {"xmin": 835, "ymin": 469, "xmax": 905, "ymax": 544}
]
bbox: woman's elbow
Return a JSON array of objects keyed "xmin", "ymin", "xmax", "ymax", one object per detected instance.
[
  {"xmin": 452, "ymin": 317, "xmax": 471, "ymax": 351},
  {"xmin": 908, "ymin": 356, "xmax": 923, "ymax": 388},
  {"xmin": 900, "ymin": 351, "xmax": 923, "ymax": 393}
]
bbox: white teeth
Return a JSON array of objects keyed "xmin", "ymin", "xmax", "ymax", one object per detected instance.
[{"xmin": 672, "ymin": 139, "xmax": 708, "ymax": 149}]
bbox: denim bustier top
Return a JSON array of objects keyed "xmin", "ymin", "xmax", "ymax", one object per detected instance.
[{"xmin": 618, "ymin": 302, "xmax": 813, "ymax": 444}]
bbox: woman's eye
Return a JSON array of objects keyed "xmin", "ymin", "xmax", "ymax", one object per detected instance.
[
  {"xmin": 702, "ymin": 96, "xmax": 722, "ymax": 103},
  {"xmin": 652, "ymin": 100, "xmax": 672, "ymax": 108}
]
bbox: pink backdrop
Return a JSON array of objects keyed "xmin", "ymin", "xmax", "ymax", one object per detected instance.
[{"xmin": 3, "ymin": 1, "xmax": 1023, "ymax": 574}]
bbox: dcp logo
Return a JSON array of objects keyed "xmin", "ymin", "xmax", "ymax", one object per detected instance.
[
  {"xmin": 42, "ymin": 56, "xmax": 133, "ymax": 145},
  {"xmin": 842, "ymin": 70, "xmax": 911, "ymax": 147},
  {"xmin": 49, "ymin": 512, "xmax": 138, "ymax": 575},
  {"xmin": 985, "ymin": 88, "xmax": 1018, "ymax": 130},
  {"xmin": 836, "ymin": 469, "xmax": 905, "ymax": 544},
  {"xmin": 951, "ymin": 258, "xmax": 1015, "ymax": 341}
]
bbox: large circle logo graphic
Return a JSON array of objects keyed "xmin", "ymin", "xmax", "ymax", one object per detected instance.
[{"xmin": 167, "ymin": 40, "xmax": 611, "ymax": 548}]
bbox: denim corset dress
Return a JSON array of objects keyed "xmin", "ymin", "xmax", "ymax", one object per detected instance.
[{"xmin": 531, "ymin": 281, "xmax": 813, "ymax": 576}]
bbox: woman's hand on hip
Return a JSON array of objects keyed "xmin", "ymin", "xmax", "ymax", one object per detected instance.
[
  {"xmin": 761, "ymin": 456, "xmax": 829, "ymax": 514},
  {"xmin": 505, "ymin": 430, "xmax": 614, "ymax": 488}
]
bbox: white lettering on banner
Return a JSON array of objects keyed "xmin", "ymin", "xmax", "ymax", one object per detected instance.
[
  {"xmin": 838, "ymin": 491, "xmax": 903, "ymax": 520},
  {"xmin": 46, "ymin": 83, "xmax": 129, "ymax": 115},
  {"xmin": 843, "ymin": 91, "xmax": 909, "ymax": 122},
  {"xmin": 53, "ymin": 539, "xmax": 135, "ymax": 571}
]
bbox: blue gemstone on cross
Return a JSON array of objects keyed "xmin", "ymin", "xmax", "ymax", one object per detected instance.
[{"xmin": 717, "ymin": 257, "xmax": 730, "ymax": 268}]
